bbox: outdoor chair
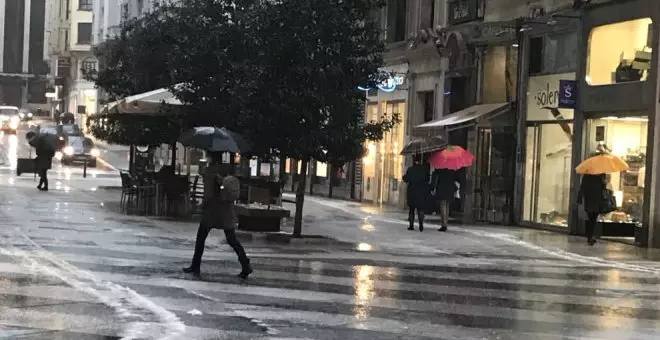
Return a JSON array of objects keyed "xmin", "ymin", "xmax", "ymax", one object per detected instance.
[{"xmin": 120, "ymin": 172, "xmax": 138, "ymax": 213}]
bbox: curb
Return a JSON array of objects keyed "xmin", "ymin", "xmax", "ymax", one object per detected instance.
[{"xmin": 233, "ymin": 231, "xmax": 345, "ymax": 245}]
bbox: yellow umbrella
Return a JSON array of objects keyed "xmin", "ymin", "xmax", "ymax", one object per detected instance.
[{"xmin": 575, "ymin": 153, "xmax": 629, "ymax": 175}]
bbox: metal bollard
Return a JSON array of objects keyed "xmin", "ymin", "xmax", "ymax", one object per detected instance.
[{"xmin": 83, "ymin": 158, "xmax": 87, "ymax": 178}]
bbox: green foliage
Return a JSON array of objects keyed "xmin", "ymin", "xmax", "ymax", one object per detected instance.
[{"xmin": 87, "ymin": 114, "xmax": 180, "ymax": 146}]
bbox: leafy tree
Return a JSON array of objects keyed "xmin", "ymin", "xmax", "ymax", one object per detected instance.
[{"xmin": 244, "ymin": 0, "xmax": 389, "ymax": 236}]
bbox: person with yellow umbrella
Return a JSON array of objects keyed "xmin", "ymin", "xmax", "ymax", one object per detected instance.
[{"xmin": 576, "ymin": 145, "xmax": 628, "ymax": 246}]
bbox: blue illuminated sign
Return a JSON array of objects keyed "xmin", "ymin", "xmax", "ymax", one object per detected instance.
[{"xmin": 358, "ymin": 72, "xmax": 405, "ymax": 93}]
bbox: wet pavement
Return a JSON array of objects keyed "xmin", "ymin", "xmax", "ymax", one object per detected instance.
[{"xmin": 2, "ymin": 132, "xmax": 660, "ymax": 338}]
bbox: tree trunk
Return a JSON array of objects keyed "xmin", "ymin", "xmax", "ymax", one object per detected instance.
[
  {"xmin": 279, "ymin": 159, "xmax": 287, "ymax": 191},
  {"xmin": 349, "ymin": 161, "xmax": 356, "ymax": 199},
  {"xmin": 170, "ymin": 143, "xmax": 177, "ymax": 169},
  {"xmin": 293, "ymin": 158, "xmax": 309, "ymax": 238},
  {"xmin": 328, "ymin": 164, "xmax": 334, "ymax": 198},
  {"xmin": 309, "ymin": 160, "xmax": 314, "ymax": 195},
  {"xmin": 291, "ymin": 159, "xmax": 297, "ymax": 192},
  {"xmin": 129, "ymin": 145, "xmax": 136, "ymax": 174}
]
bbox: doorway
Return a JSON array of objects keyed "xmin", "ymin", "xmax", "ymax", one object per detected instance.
[{"xmin": 523, "ymin": 122, "xmax": 573, "ymax": 227}]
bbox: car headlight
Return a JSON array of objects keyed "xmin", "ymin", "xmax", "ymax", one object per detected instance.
[
  {"xmin": 0, "ymin": 115, "xmax": 7, "ymax": 121},
  {"xmin": 63, "ymin": 146, "xmax": 74, "ymax": 156},
  {"xmin": 27, "ymin": 113, "xmax": 32, "ymax": 118},
  {"xmin": 90, "ymin": 148, "xmax": 100, "ymax": 157},
  {"xmin": 18, "ymin": 113, "xmax": 24, "ymax": 119},
  {"xmin": 9, "ymin": 117, "xmax": 19, "ymax": 129}
]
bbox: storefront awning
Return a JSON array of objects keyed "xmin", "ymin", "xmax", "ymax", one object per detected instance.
[{"xmin": 416, "ymin": 103, "xmax": 510, "ymax": 129}]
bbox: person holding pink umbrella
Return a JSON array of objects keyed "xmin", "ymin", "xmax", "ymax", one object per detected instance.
[{"xmin": 428, "ymin": 145, "xmax": 474, "ymax": 231}]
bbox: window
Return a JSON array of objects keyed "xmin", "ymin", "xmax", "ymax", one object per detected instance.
[
  {"xmin": 420, "ymin": 0, "xmax": 435, "ymax": 29},
  {"xmin": 422, "ymin": 91, "xmax": 434, "ymax": 122},
  {"xmin": 77, "ymin": 23, "xmax": 92, "ymax": 44},
  {"xmin": 386, "ymin": 0, "xmax": 407, "ymax": 43},
  {"xmin": 78, "ymin": 0, "xmax": 92, "ymax": 11},
  {"xmin": 587, "ymin": 18, "xmax": 653, "ymax": 86},
  {"xmin": 137, "ymin": 0, "xmax": 144, "ymax": 16}
]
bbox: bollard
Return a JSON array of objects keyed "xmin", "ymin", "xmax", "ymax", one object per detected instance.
[{"xmin": 83, "ymin": 158, "xmax": 87, "ymax": 178}]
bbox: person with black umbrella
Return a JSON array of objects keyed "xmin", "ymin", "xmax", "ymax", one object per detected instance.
[
  {"xmin": 26, "ymin": 132, "xmax": 55, "ymax": 191},
  {"xmin": 183, "ymin": 152, "xmax": 253, "ymax": 279}
]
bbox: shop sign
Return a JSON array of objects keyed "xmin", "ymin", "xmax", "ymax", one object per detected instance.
[
  {"xmin": 557, "ymin": 80, "xmax": 577, "ymax": 109},
  {"xmin": 526, "ymin": 73, "xmax": 575, "ymax": 121},
  {"xmin": 448, "ymin": 0, "xmax": 480, "ymax": 25},
  {"xmin": 358, "ymin": 72, "xmax": 406, "ymax": 93}
]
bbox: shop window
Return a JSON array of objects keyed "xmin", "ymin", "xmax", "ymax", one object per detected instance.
[
  {"xmin": 584, "ymin": 116, "xmax": 648, "ymax": 223},
  {"xmin": 586, "ymin": 18, "xmax": 653, "ymax": 86}
]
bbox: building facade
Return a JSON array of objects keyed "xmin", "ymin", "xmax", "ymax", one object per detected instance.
[
  {"xmin": 46, "ymin": 0, "xmax": 97, "ymax": 127},
  {"xmin": 0, "ymin": 0, "xmax": 49, "ymax": 109}
]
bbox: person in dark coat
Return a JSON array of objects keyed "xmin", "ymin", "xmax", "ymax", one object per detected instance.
[
  {"xmin": 577, "ymin": 174, "xmax": 607, "ymax": 246},
  {"xmin": 27, "ymin": 132, "xmax": 54, "ymax": 191},
  {"xmin": 431, "ymin": 168, "xmax": 458, "ymax": 232},
  {"xmin": 184, "ymin": 154, "xmax": 252, "ymax": 279},
  {"xmin": 403, "ymin": 155, "xmax": 430, "ymax": 232}
]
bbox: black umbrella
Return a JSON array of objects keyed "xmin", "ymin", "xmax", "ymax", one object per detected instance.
[
  {"xmin": 400, "ymin": 136, "xmax": 448, "ymax": 155},
  {"xmin": 26, "ymin": 131, "xmax": 63, "ymax": 152},
  {"xmin": 178, "ymin": 127, "xmax": 250, "ymax": 153}
]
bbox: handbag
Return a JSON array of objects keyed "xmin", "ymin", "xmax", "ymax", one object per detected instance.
[{"xmin": 599, "ymin": 189, "xmax": 617, "ymax": 214}]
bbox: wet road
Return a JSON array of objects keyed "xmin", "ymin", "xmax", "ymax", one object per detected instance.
[
  {"xmin": 1, "ymin": 134, "xmax": 660, "ymax": 338},
  {"xmin": 0, "ymin": 123, "xmax": 124, "ymax": 176}
]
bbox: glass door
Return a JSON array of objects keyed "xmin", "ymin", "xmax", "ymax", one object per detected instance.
[{"xmin": 523, "ymin": 122, "xmax": 573, "ymax": 227}]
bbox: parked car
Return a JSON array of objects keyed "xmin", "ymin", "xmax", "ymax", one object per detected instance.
[
  {"xmin": 0, "ymin": 106, "xmax": 20, "ymax": 133},
  {"xmin": 18, "ymin": 109, "xmax": 33, "ymax": 121},
  {"xmin": 61, "ymin": 135, "xmax": 99, "ymax": 167}
]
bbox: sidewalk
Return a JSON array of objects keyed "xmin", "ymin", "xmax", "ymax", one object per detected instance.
[{"xmin": 82, "ymin": 184, "xmax": 660, "ymax": 272}]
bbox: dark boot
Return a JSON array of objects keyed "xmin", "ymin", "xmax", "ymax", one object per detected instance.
[
  {"xmin": 419, "ymin": 220, "xmax": 424, "ymax": 232},
  {"xmin": 438, "ymin": 226, "xmax": 448, "ymax": 232},
  {"xmin": 237, "ymin": 259, "xmax": 253, "ymax": 279},
  {"xmin": 183, "ymin": 265, "xmax": 201, "ymax": 277}
]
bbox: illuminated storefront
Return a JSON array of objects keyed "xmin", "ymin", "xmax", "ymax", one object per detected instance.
[
  {"xmin": 568, "ymin": 0, "xmax": 660, "ymax": 246},
  {"xmin": 361, "ymin": 64, "xmax": 408, "ymax": 206},
  {"xmin": 522, "ymin": 73, "xmax": 576, "ymax": 227}
]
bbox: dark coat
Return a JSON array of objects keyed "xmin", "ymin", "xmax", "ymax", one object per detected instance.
[
  {"xmin": 431, "ymin": 169, "xmax": 459, "ymax": 201},
  {"xmin": 403, "ymin": 163, "xmax": 430, "ymax": 209},
  {"xmin": 201, "ymin": 163, "xmax": 240, "ymax": 230},
  {"xmin": 578, "ymin": 174, "xmax": 606, "ymax": 213},
  {"xmin": 34, "ymin": 139, "xmax": 54, "ymax": 171}
]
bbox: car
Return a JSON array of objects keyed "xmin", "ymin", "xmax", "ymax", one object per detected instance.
[
  {"xmin": 18, "ymin": 109, "xmax": 33, "ymax": 121},
  {"xmin": 0, "ymin": 106, "xmax": 20, "ymax": 133},
  {"xmin": 57, "ymin": 124, "xmax": 83, "ymax": 137},
  {"xmin": 61, "ymin": 135, "xmax": 100, "ymax": 167}
]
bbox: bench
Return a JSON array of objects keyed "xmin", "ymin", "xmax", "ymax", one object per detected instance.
[{"xmin": 236, "ymin": 186, "xmax": 290, "ymax": 232}]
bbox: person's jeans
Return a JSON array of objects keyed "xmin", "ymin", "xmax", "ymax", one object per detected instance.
[
  {"xmin": 438, "ymin": 200, "xmax": 449, "ymax": 227},
  {"xmin": 585, "ymin": 212, "xmax": 599, "ymax": 240},
  {"xmin": 190, "ymin": 223, "xmax": 249, "ymax": 270},
  {"xmin": 408, "ymin": 207, "xmax": 425, "ymax": 228}
]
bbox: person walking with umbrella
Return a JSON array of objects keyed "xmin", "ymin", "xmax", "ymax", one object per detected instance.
[
  {"xmin": 428, "ymin": 145, "xmax": 473, "ymax": 232},
  {"xmin": 183, "ymin": 153, "xmax": 252, "ymax": 278},
  {"xmin": 180, "ymin": 127, "xmax": 252, "ymax": 279},
  {"xmin": 576, "ymin": 145, "xmax": 628, "ymax": 246},
  {"xmin": 403, "ymin": 154, "xmax": 430, "ymax": 232},
  {"xmin": 27, "ymin": 132, "xmax": 55, "ymax": 191}
]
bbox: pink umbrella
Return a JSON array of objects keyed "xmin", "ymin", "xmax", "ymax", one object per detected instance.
[{"xmin": 428, "ymin": 145, "xmax": 474, "ymax": 170}]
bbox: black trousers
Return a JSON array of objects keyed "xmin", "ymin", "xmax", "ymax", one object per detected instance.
[
  {"xmin": 38, "ymin": 168, "xmax": 48, "ymax": 189},
  {"xmin": 585, "ymin": 212, "xmax": 599, "ymax": 239},
  {"xmin": 408, "ymin": 207, "xmax": 425, "ymax": 227},
  {"xmin": 191, "ymin": 223, "xmax": 249, "ymax": 270}
]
